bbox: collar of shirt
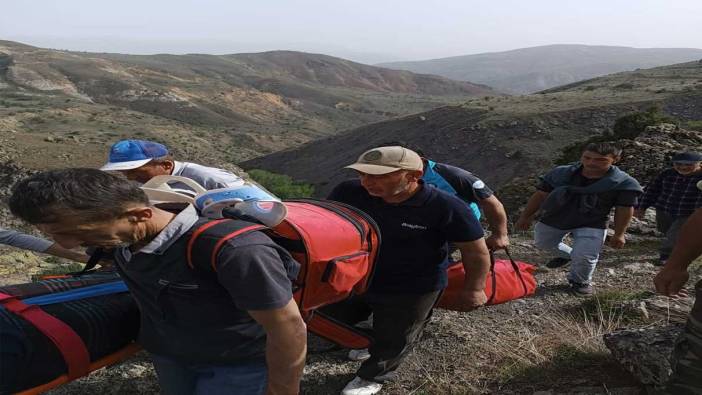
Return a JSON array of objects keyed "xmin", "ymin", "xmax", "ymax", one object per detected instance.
[
  {"xmin": 171, "ymin": 160, "xmax": 186, "ymax": 176},
  {"xmin": 117, "ymin": 204, "xmax": 200, "ymax": 262},
  {"xmin": 386, "ymin": 182, "xmax": 433, "ymax": 208}
]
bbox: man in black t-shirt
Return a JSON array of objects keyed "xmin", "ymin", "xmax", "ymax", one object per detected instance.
[
  {"xmin": 9, "ymin": 169, "xmax": 307, "ymax": 395},
  {"xmin": 325, "ymin": 146, "xmax": 491, "ymax": 395},
  {"xmin": 516, "ymin": 143, "xmax": 642, "ymax": 295}
]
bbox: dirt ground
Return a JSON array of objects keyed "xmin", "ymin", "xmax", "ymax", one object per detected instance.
[{"xmin": 25, "ymin": 226, "xmax": 696, "ymax": 395}]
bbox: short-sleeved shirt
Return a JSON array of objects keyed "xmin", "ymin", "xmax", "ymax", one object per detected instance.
[
  {"xmin": 113, "ymin": 205, "xmax": 299, "ymax": 364},
  {"xmin": 428, "ymin": 161, "xmax": 494, "ymax": 204},
  {"xmin": 172, "ymin": 161, "xmax": 245, "ymax": 190},
  {"xmin": 537, "ymin": 169, "xmax": 640, "ymax": 230},
  {"xmin": 328, "ymin": 180, "xmax": 485, "ymax": 294}
]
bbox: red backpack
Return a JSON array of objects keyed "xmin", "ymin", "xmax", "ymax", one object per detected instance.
[{"xmin": 187, "ymin": 199, "xmax": 381, "ymax": 349}]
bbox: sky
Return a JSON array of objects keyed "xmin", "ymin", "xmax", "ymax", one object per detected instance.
[{"xmin": 2, "ymin": 0, "xmax": 701, "ymax": 64}]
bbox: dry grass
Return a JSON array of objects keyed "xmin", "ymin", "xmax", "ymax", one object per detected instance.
[{"xmin": 396, "ymin": 296, "xmax": 641, "ymax": 394}]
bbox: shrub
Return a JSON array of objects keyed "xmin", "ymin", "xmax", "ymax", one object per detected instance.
[
  {"xmin": 248, "ymin": 169, "xmax": 314, "ymax": 199},
  {"xmin": 613, "ymin": 83, "xmax": 634, "ymax": 90},
  {"xmin": 685, "ymin": 120, "xmax": 702, "ymax": 131},
  {"xmin": 612, "ymin": 106, "xmax": 677, "ymax": 139}
]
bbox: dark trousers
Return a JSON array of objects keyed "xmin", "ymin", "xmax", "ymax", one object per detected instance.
[
  {"xmin": 656, "ymin": 211, "xmax": 689, "ymax": 260},
  {"xmin": 150, "ymin": 354, "xmax": 267, "ymax": 395},
  {"xmin": 320, "ymin": 290, "xmax": 441, "ymax": 383},
  {"xmin": 667, "ymin": 280, "xmax": 702, "ymax": 394}
]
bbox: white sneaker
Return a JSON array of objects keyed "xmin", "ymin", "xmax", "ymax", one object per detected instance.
[
  {"xmin": 347, "ymin": 348, "xmax": 371, "ymax": 361},
  {"xmin": 341, "ymin": 377, "xmax": 382, "ymax": 395}
]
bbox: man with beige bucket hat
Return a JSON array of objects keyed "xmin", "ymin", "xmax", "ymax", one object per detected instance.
[{"xmin": 324, "ymin": 146, "xmax": 491, "ymax": 395}]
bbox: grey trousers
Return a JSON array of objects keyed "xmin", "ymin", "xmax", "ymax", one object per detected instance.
[{"xmin": 656, "ymin": 211, "xmax": 689, "ymax": 260}]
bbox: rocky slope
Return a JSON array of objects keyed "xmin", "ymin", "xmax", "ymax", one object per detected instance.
[{"xmin": 379, "ymin": 44, "xmax": 702, "ymax": 94}]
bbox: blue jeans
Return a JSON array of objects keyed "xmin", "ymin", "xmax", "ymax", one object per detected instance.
[
  {"xmin": 150, "ymin": 354, "xmax": 267, "ymax": 395},
  {"xmin": 534, "ymin": 222, "xmax": 607, "ymax": 285}
]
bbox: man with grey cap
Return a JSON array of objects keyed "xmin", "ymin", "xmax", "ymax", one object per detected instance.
[
  {"xmin": 101, "ymin": 139, "xmax": 244, "ymax": 190},
  {"xmin": 636, "ymin": 151, "xmax": 702, "ymax": 266},
  {"xmin": 324, "ymin": 146, "xmax": 491, "ymax": 395}
]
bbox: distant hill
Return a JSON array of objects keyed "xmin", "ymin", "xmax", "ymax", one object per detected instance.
[
  {"xmin": 243, "ymin": 60, "xmax": 702, "ymax": 198},
  {"xmin": 378, "ymin": 44, "xmax": 702, "ymax": 94},
  {"xmin": 0, "ymin": 40, "xmax": 492, "ymax": 169}
]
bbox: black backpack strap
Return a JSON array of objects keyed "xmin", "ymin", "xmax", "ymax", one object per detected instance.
[
  {"xmin": 69, "ymin": 248, "xmax": 106, "ymax": 276},
  {"xmin": 186, "ymin": 219, "xmax": 266, "ymax": 272}
]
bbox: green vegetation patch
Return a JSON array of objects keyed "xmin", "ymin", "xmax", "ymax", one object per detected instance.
[
  {"xmin": 556, "ymin": 106, "xmax": 678, "ymax": 164},
  {"xmin": 248, "ymin": 169, "xmax": 314, "ymax": 199},
  {"xmin": 612, "ymin": 106, "xmax": 677, "ymax": 139},
  {"xmin": 578, "ymin": 289, "xmax": 652, "ymax": 325},
  {"xmin": 31, "ymin": 261, "xmax": 85, "ymax": 280},
  {"xmin": 684, "ymin": 120, "xmax": 702, "ymax": 131}
]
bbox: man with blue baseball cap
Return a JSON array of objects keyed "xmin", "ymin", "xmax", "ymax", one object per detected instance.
[{"xmin": 101, "ymin": 139, "xmax": 245, "ymax": 190}]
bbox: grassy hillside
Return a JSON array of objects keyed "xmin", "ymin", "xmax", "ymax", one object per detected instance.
[{"xmin": 0, "ymin": 40, "xmax": 492, "ymax": 169}]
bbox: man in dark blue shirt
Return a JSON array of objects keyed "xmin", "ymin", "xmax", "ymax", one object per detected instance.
[{"xmin": 325, "ymin": 146, "xmax": 491, "ymax": 395}]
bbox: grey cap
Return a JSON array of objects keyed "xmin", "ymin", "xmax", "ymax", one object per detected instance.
[{"xmin": 672, "ymin": 151, "xmax": 702, "ymax": 163}]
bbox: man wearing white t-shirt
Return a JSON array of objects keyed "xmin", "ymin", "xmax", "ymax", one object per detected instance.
[{"xmin": 101, "ymin": 139, "xmax": 245, "ymax": 190}]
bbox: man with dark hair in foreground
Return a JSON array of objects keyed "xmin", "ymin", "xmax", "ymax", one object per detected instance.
[
  {"xmin": 654, "ymin": 203, "xmax": 702, "ymax": 393},
  {"xmin": 516, "ymin": 142, "xmax": 643, "ymax": 295},
  {"xmin": 9, "ymin": 168, "xmax": 306, "ymax": 395}
]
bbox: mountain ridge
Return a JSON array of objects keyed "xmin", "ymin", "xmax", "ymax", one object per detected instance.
[{"xmin": 378, "ymin": 44, "xmax": 702, "ymax": 94}]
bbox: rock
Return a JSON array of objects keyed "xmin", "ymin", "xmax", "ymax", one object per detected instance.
[
  {"xmin": 44, "ymin": 135, "xmax": 56, "ymax": 142},
  {"xmin": 603, "ymin": 324, "xmax": 684, "ymax": 387}
]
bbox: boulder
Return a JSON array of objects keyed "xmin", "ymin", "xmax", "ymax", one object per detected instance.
[{"xmin": 603, "ymin": 324, "xmax": 684, "ymax": 387}]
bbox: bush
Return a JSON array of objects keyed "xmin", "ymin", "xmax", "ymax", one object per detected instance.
[
  {"xmin": 613, "ymin": 83, "xmax": 634, "ymax": 90},
  {"xmin": 684, "ymin": 120, "xmax": 702, "ymax": 131},
  {"xmin": 248, "ymin": 169, "xmax": 314, "ymax": 199},
  {"xmin": 612, "ymin": 106, "xmax": 676, "ymax": 139}
]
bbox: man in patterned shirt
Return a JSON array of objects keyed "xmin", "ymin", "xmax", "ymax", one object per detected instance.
[{"xmin": 636, "ymin": 151, "xmax": 702, "ymax": 266}]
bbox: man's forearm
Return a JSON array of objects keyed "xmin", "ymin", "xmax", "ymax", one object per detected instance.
[
  {"xmin": 612, "ymin": 206, "xmax": 634, "ymax": 236},
  {"xmin": 459, "ymin": 246, "xmax": 491, "ymax": 291},
  {"xmin": 45, "ymin": 243, "xmax": 89, "ymax": 263},
  {"xmin": 667, "ymin": 209, "xmax": 702, "ymax": 269},
  {"xmin": 482, "ymin": 198, "xmax": 509, "ymax": 236},
  {"xmin": 261, "ymin": 303, "xmax": 307, "ymax": 394},
  {"xmin": 519, "ymin": 191, "xmax": 548, "ymax": 221}
]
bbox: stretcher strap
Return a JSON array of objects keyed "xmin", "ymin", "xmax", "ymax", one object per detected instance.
[
  {"xmin": 23, "ymin": 281, "xmax": 128, "ymax": 305},
  {"xmin": 0, "ymin": 292, "xmax": 91, "ymax": 380}
]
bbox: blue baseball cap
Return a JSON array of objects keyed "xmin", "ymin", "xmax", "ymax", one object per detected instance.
[{"xmin": 101, "ymin": 139, "xmax": 169, "ymax": 171}]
